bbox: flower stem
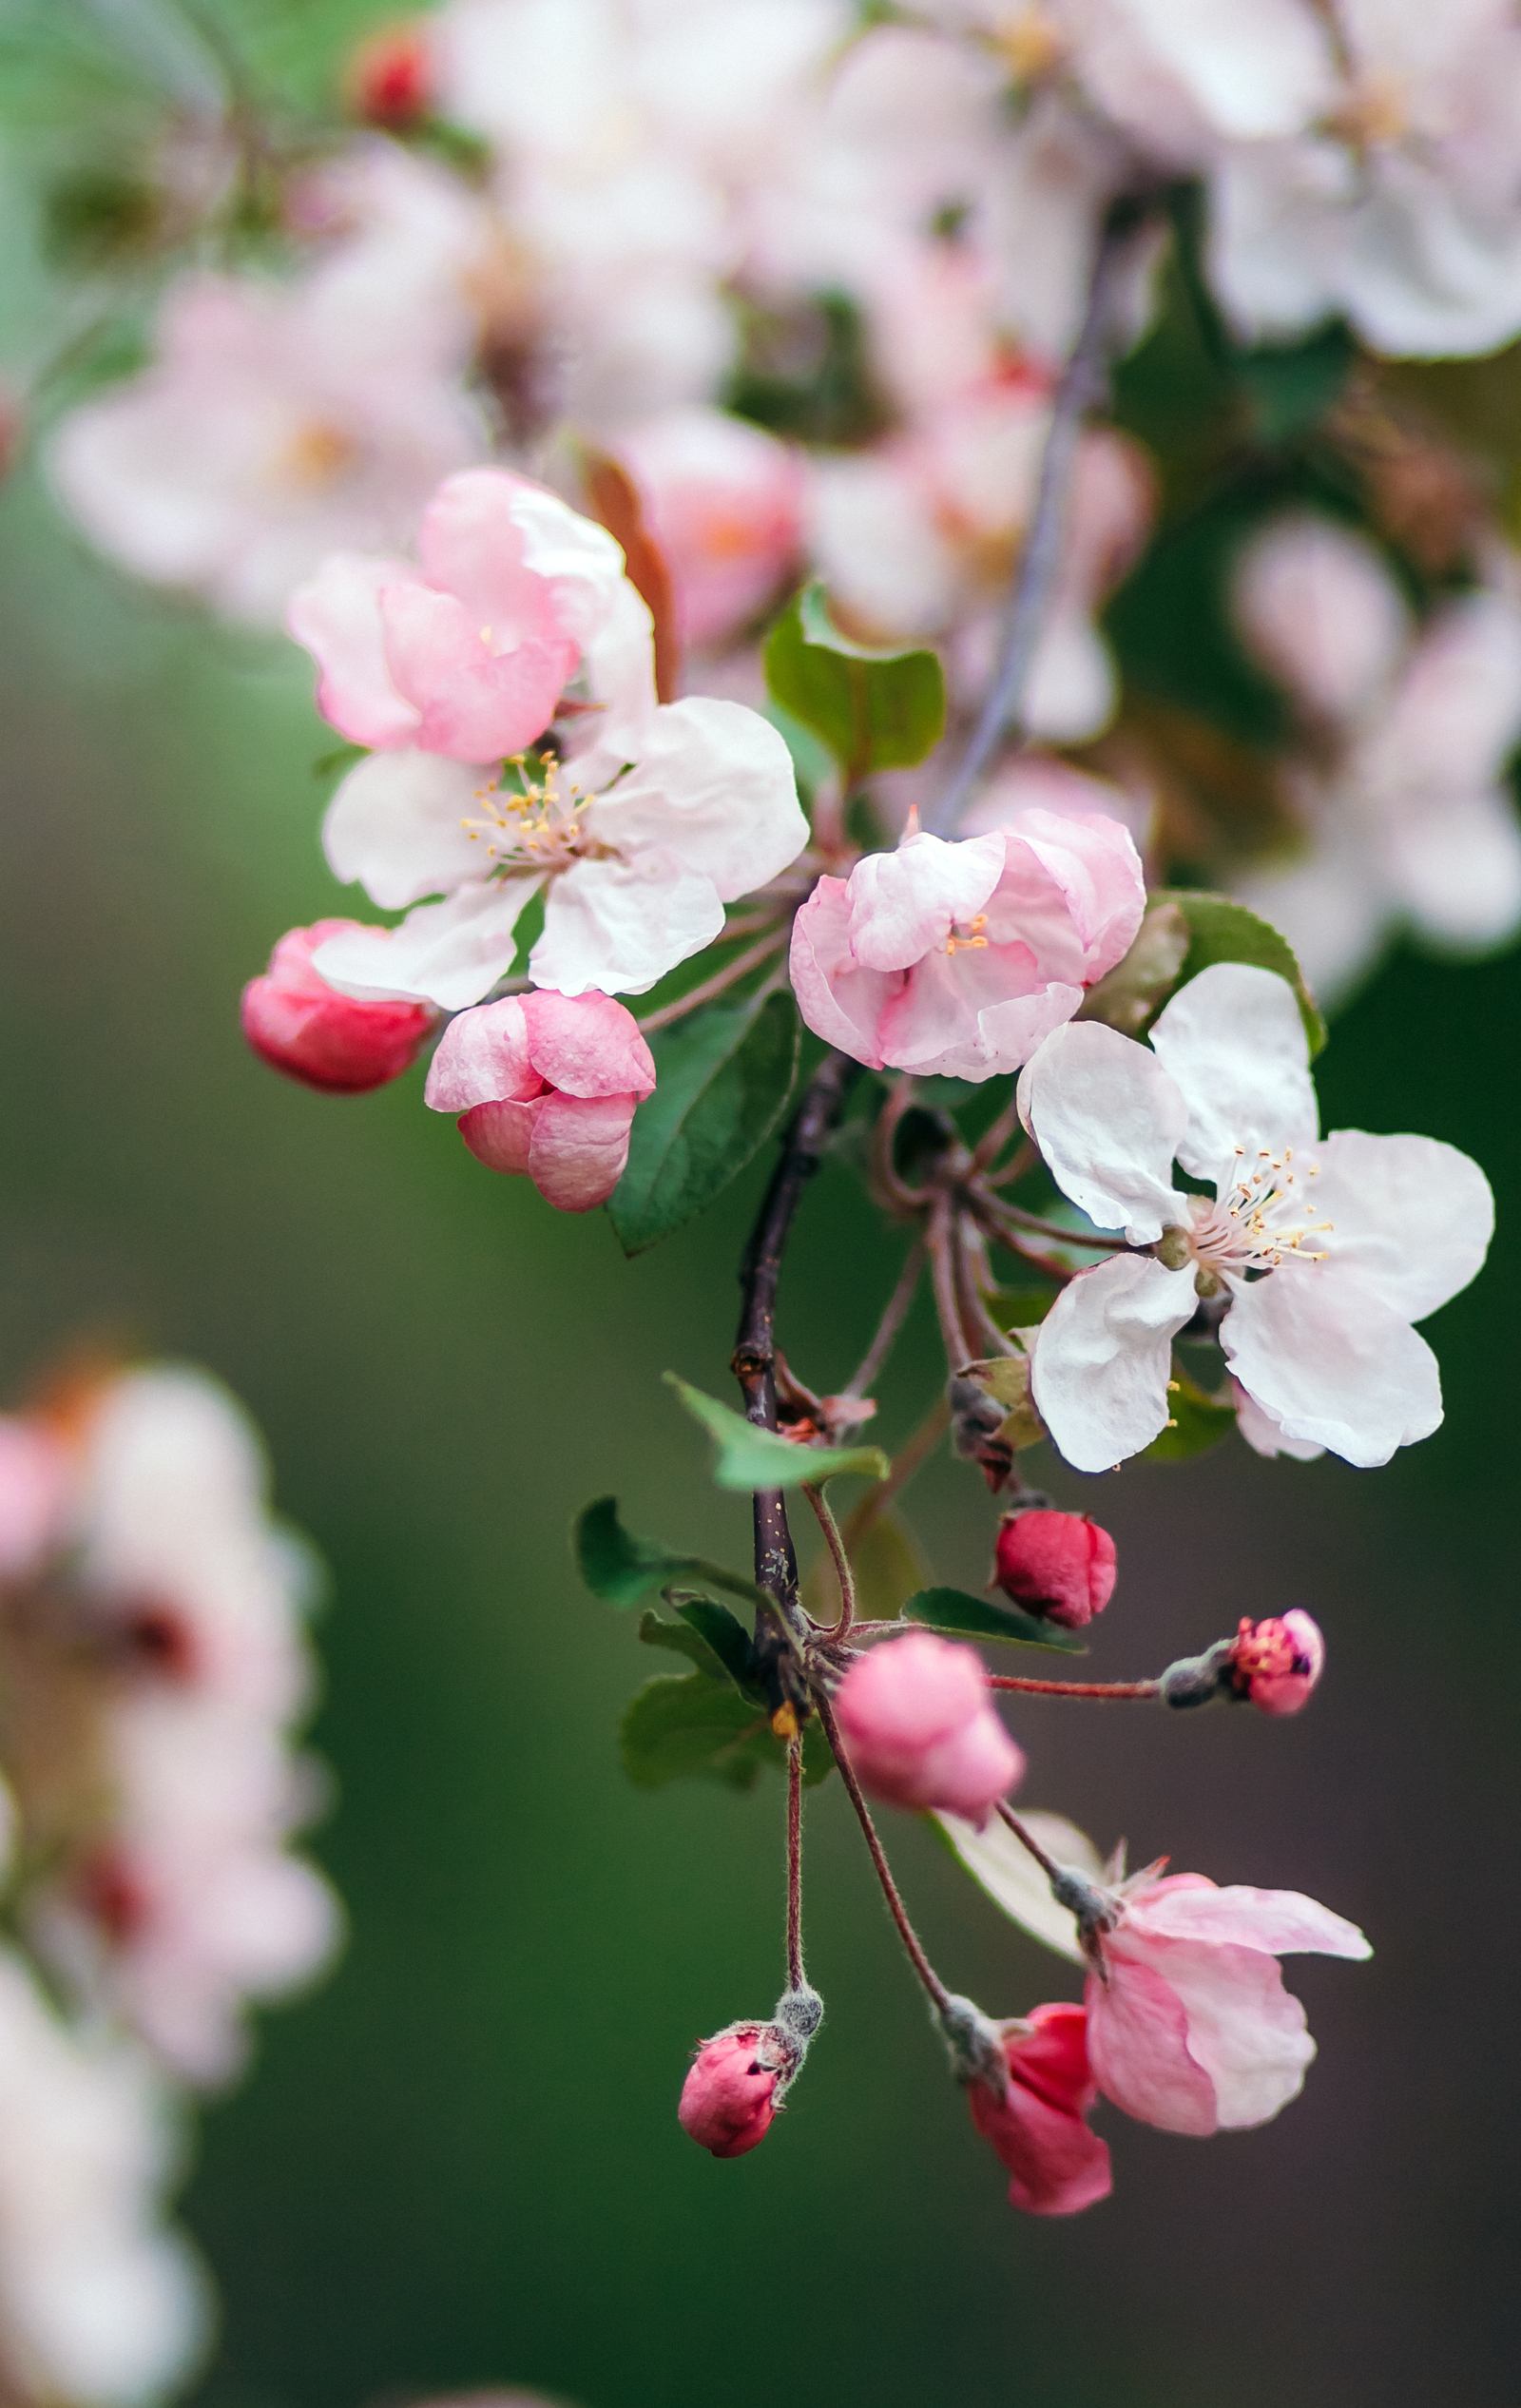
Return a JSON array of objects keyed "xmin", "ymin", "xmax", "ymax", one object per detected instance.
[
  {"xmin": 816, "ymin": 1696, "xmax": 952, "ymax": 2013},
  {"xmin": 803, "ymin": 1483, "xmax": 857, "ymax": 1643},
  {"xmin": 928, "ymin": 1194, "xmax": 974, "ymax": 1366},
  {"xmin": 638, "ymin": 929, "xmax": 787, "ymax": 1032},
  {"xmin": 994, "ymin": 1798, "xmax": 1066, "ymax": 1882},
  {"xmin": 786, "ymin": 1736, "xmax": 805, "ymax": 1993},
  {"xmin": 987, "ymin": 1675, "xmax": 1161, "ymax": 1699},
  {"xmin": 926, "ymin": 191, "xmax": 1160, "ymax": 836},
  {"xmin": 841, "ymin": 1237, "xmax": 926, "ymax": 1400}
]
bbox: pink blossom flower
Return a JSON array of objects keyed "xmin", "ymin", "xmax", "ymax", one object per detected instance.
[
  {"xmin": 833, "ymin": 1631, "xmax": 1023, "ymax": 1824},
  {"xmin": 46, "ymin": 149, "xmax": 491, "ymax": 623},
  {"xmin": 1084, "ymin": 1867, "xmax": 1370, "ymax": 2136},
  {"xmin": 424, "ymin": 991, "xmax": 656, "ymax": 1210},
  {"xmin": 992, "ymin": 1509, "xmax": 1116, "ymax": 1629},
  {"xmin": 346, "ymin": 21, "xmax": 436, "ymax": 127},
  {"xmin": 287, "ymin": 466, "xmax": 631, "ymax": 759},
  {"xmin": 616, "ymin": 406, "xmax": 804, "ymax": 654},
  {"xmin": 790, "ymin": 808, "xmax": 1145, "ymax": 1080},
  {"xmin": 241, "ymin": 921, "xmax": 437, "ymax": 1094},
  {"xmin": 678, "ymin": 2024, "xmax": 784, "ymax": 2159},
  {"xmin": 1019, "ymin": 961, "xmax": 1494, "ymax": 1470},
  {"xmin": 1227, "ymin": 1610, "xmax": 1324, "ymax": 1717},
  {"xmin": 966, "ymin": 2001, "xmax": 1111, "ymax": 2216},
  {"xmin": 0, "ymin": 1417, "xmax": 70, "ymax": 1581}
]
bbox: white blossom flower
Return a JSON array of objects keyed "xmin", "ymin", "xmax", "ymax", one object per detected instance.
[
  {"xmin": 1232, "ymin": 512, "xmax": 1521, "ymax": 1004},
  {"xmin": 1017, "ymin": 961, "xmax": 1493, "ymax": 1471}
]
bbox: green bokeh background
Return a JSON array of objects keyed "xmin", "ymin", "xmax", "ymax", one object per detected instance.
[{"xmin": 0, "ymin": 6, "xmax": 1517, "ymax": 2392}]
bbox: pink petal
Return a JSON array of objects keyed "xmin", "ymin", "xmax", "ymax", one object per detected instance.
[
  {"xmin": 971, "ymin": 2003, "xmax": 1113, "ymax": 2217},
  {"xmin": 378, "ymin": 582, "xmax": 572, "ymax": 761},
  {"xmin": 845, "ymin": 829, "xmax": 1006, "ymax": 973},
  {"xmin": 528, "ymin": 1089, "xmax": 640, "ymax": 1211},
  {"xmin": 521, "ymin": 990, "xmax": 656, "ymax": 1100},
  {"xmin": 287, "ymin": 553, "xmax": 421, "ymax": 747},
  {"xmin": 993, "ymin": 809, "xmax": 1146, "ymax": 986},
  {"xmin": 789, "ymin": 878, "xmax": 896, "ymax": 1068},
  {"xmin": 1086, "ymin": 1955, "xmax": 1219, "ymax": 2137},
  {"xmin": 1109, "ymin": 1932, "xmax": 1317, "ymax": 2130},
  {"xmin": 457, "ymin": 1097, "xmax": 541, "ymax": 1176},
  {"xmin": 1126, "ymin": 1883, "xmax": 1370, "ymax": 1960},
  {"xmin": 423, "ymin": 998, "xmax": 538, "ymax": 1112}
]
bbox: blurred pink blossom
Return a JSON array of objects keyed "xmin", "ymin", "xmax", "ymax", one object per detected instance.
[
  {"xmin": 615, "ymin": 406, "xmax": 803, "ymax": 655},
  {"xmin": 425, "ymin": 991, "xmax": 656, "ymax": 1209},
  {"xmin": 833, "ymin": 1631, "xmax": 1023, "ymax": 1824},
  {"xmin": 1227, "ymin": 1609, "xmax": 1325, "ymax": 1717}
]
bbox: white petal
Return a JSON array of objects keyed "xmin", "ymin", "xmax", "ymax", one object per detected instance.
[
  {"xmin": 1360, "ymin": 589, "xmax": 1521, "ymax": 797},
  {"xmin": 934, "ymin": 1809, "xmax": 1107, "ymax": 1965},
  {"xmin": 1308, "ymin": 1130, "xmax": 1493, "ymax": 1322},
  {"xmin": 1232, "ymin": 511, "xmax": 1410, "ymax": 725},
  {"xmin": 1381, "ymin": 786, "xmax": 1521, "ymax": 954},
  {"xmin": 1031, "ymin": 1256, "xmax": 1199, "ymax": 1474},
  {"xmin": 1223, "ymin": 1263, "xmax": 1442, "ymax": 1467},
  {"xmin": 846, "ymin": 829, "xmax": 1006, "ymax": 973},
  {"xmin": 1233, "ymin": 1380, "xmax": 1324, "ymax": 1462},
  {"xmin": 1017, "ymin": 1020, "xmax": 1185, "ymax": 1241},
  {"xmin": 530, "ymin": 850, "xmax": 724, "ymax": 995},
  {"xmin": 1148, "ymin": 962, "xmax": 1317, "ymax": 1185},
  {"xmin": 322, "ymin": 750, "xmax": 493, "ymax": 909},
  {"xmin": 582, "ymin": 697, "xmax": 807, "ymax": 900},
  {"xmin": 312, "ymin": 881, "xmax": 540, "ymax": 1011}
]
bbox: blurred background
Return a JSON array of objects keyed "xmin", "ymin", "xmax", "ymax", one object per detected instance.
[{"xmin": 1, "ymin": 6, "xmax": 1519, "ymax": 2406}]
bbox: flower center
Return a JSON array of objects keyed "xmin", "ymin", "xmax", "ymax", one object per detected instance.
[
  {"xmin": 944, "ymin": 913, "xmax": 989, "ymax": 956},
  {"xmin": 1165, "ymin": 1147, "xmax": 1333, "ymax": 1294},
  {"xmin": 277, "ymin": 418, "xmax": 362, "ymax": 490},
  {"xmin": 1329, "ymin": 71, "xmax": 1410, "ymax": 151},
  {"xmin": 992, "ymin": 7, "xmax": 1065, "ymax": 82},
  {"xmin": 462, "ymin": 755, "xmax": 612, "ymax": 878}
]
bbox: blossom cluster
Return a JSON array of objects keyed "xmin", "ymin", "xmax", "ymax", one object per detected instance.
[{"xmin": 0, "ymin": 1359, "xmax": 337, "ymax": 2403}]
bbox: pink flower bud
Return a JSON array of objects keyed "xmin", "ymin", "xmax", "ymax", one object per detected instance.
[
  {"xmin": 425, "ymin": 991, "xmax": 656, "ymax": 1211},
  {"xmin": 678, "ymin": 2025, "xmax": 782, "ymax": 2159},
  {"xmin": 345, "ymin": 20, "xmax": 434, "ymax": 127},
  {"xmin": 992, "ymin": 1508, "xmax": 1117, "ymax": 1628},
  {"xmin": 241, "ymin": 922, "xmax": 436, "ymax": 1094},
  {"xmin": 833, "ymin": 1632, "xmax": 1023, "ymax": 1825},
  {"xmin": 1228, "ymin": 1610, "xmax": 1325, "ymax": 1717},
  {"xmin": 967, "ymin": 2002, "xmax": 1112, "ymax": 2217}
]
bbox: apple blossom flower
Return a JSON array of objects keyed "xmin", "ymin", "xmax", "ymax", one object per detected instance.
[
  {"xmin": 241, "ymin": 921, "xmax": 438, "ymax": 1095},
  {"xmin": 790, "ymin": 806, "xmax": 1145, "ymax": 1080},
  {"xmin": 614, "ymin": 406, "xmax": 804, "ymax": 655},
  {"xmin": 992, "ymin": 1509, "xmax": 1116, "ymax": 1628},
  {"xmin": 966, "ymin": 2001, "xmax": 1111, "ymax": 2216},
  {"xmin": 1231, "ymin": 513, "xmax": 1521, "ymax": 1005},
  {"xmin": 47, "ymin": 147, "xmax": 491, "ymax": 623},
  {"xmin": 1228, "ymin": 1609, "xmax": 1325, "ymax": 1717},
  {"xmin": 833, "ymin": 1631, "xmax": 1023, "ymax": 1824},
  {"xmin": 0, "ymin": 1947, "xmax": 209, "ymax": 2408},
  {"xmin": 346, "ymin": 20, "xmax": 436, "ymax": 127},
  {"xmin": 0, "ymin": 1417, "xmax": 70, "ymax": 1581},
  {"xmin": 424, "ymin": 991, "xmax": 655, "ymax": 1210},
  {"xmin": 1083, "ymin": 1865, "xmax": 1370, "ymax": 2136},
  {"xmin": 1018, "ymin": 960, "xmax": 1493, "ymax": 1471},
  {"xmin": 678, "ymin": 2025, "xmax": 783, "ymax": 2158},
  {"xmin": 11, "ymin": 1368, "xmax": 341, "ymax": 2089}
]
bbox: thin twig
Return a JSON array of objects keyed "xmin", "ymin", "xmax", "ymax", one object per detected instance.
[
  {"xmin": 869, "ymin": 1077, "xmax": 924, "ymax": 1218},
  {"xmin": 786, "ymin": 1737, "xmax": 805, "ymax": 1992},
  {"xmin": 989, "ymin": 1203, "xmax": 1133, "ymax": 1251},
  {"xmin": 841, "ymin": 1238, "xmax": 927, "ymax": 1400},
  {"xmin": 994, "ymin": 1798, "xmax": 1066, "ymax": 1883},
  {"xmin": 988, "ymin": 1675, "xmax": 1161, "ymax": 1699},
  {"xmin": 803, "ymin": 1483, "xmax": 857, "ymax": 1643},
  {"xmin": 955, "ymin": 1215, "xmax": 1018, "ymax": 1358},
  {"xmin": 638, "ymin": 930, "xmax": 787, "ymax": 1032},
  {"xmin": 984, "ymin": 1137, "xmax": 1039, "ymax": 1189},
  {"xmin": 928, "ymin": 1194, "xmax": 974, "ymax": 1366},
  {"xmin": 926, "ymin": 192, "xmax": 1159, "ymax": 837},
  {"xmin": 816, "ymin": 1697, "xmax": 952, "ymax": 2013},
  {"xmin": 970, "ymin": 1097, "xmax": 1025, "ymax": 1175}
]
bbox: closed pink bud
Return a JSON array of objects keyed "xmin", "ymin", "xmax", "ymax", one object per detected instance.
[
  {"xmin": 425, "ymin": 990, "xmax": 656, "ymax": 1212},
  {"xmin": 833, "ymin": 1631, "xmax": 1023, "ymax": 1825},
  {"xmin": 678, "ymin": 2026, "xmax": 781, "ymax": 2159},
  {"xmin": 992, "ymin": 1508, "xmax": 1117, "ymax": 1629},
  {"xmin": 1228, "ymin": 1610, "xmax": 1325, "ymax": 1717},
  {"xmin": 345, "ymin": 21, "xmax": 434, "ymax": 127},
  {"xmin": 241, "ymin": 922, "xmax": 436, "ymax": 1093},
  {"xmin": 968, "ymin": 2002, "xmax": 1112, "ymax": 2218}
]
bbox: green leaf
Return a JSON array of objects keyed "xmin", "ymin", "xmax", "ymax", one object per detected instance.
[
  {"xmin": 635, "ymin": 1608, "xmax": 733, "ymax": 1684},
  {"xmin": 607, "ymin": 992, "xmax": 799, "ymax": 1256},
  {"xmin": 666, "ymin": 1597, "xmax": 763, "ymax": 1698},
  {"xmin": 1078, "ymin": 900, "xmax": 1191, "ymax": 1036},
  {"xmin": 762, "ymin": 584, "xmax": 946, "ymax": 785},
  {"xmin": 902, "ymin": 1587, "xmax": 1088, "ymax": 1654},
  {"xmin": 1141, "ymin": 1365, "xmax": 1238, "ymax": 1463},
  {"xmin": 664, "ymin": 1377, "xmax": 890, "ymax": 1491},
  {"xmin": 1236, "ymin": 320, "xmax": 1355, "ymax": 446},
  {"xmin": 573, "ymin": 1496, "xmax": 769, "ymax": 1614},
  {"xmin": 620, "ymin": 1672, "xmax": 836, "ymax": 1791},
  {"xmin": 982, "ymin": 1287, "xmax": 1057, "ymax": 1331},
  {"xmin": 1155, "ymin": 889, "xmax": 1327, "ymax": 1055}
]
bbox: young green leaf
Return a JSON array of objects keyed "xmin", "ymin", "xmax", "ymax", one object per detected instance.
[
  {"xmin": 572, "ymin": 1496, "xmax": 770, "ymax": 1614},
  {"xmin": 620, "ymin": 1672, "xmax": 835, "ymax": 1790},
  {"xmin": 664, "ymin": 1377, "xmax": 890, "ymax": 1491},
  {"xmin": 635, "ymin": 1608, "xmax": 734, "ymax": 1685},
  {"xmin": 902, "ymin": 1587, "xmax": 1088, "ymax": 1653},
  {"xmin": 762, "ymin": 583, "xmax": 946, "ymax": 785},
  {"xmin": 1142, "ymin": 1365, "xmax": 1238, "ymax": 1462},
  {"xmin": 982, "ymin": 1287, "xmax": 1058, "ymax": 1331},
  {"xmin": 1154, "ymin": 889, "xmax": 1327, "ymax": 1055},
  {"xmin": 607, "ymin": 991, "xmax": 799, "ymax": 1256}
]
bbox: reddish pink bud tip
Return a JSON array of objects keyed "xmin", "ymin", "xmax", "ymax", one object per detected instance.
[
  {"xmin": 834, "ymin": 1631, "xmax": 1023, "ymax": 1824},
  {"xmin": 1229, "ymin": 1609, "xmax": 1325, "ymax": 1716},
  {"xmin": 992, "ymin": 1508, "xmax": 1117, "ymax": 1628},
  {"xmin": 241, "ymin": 922, "xmax": 436, "ymax": 1094},
  {"xmin": 345, "ymin": 22, "xmax": 434, "ymax": 127},
  {"xmin": 678, "ymin": 2026, "xmax": 781, "ymax": 2159}
]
